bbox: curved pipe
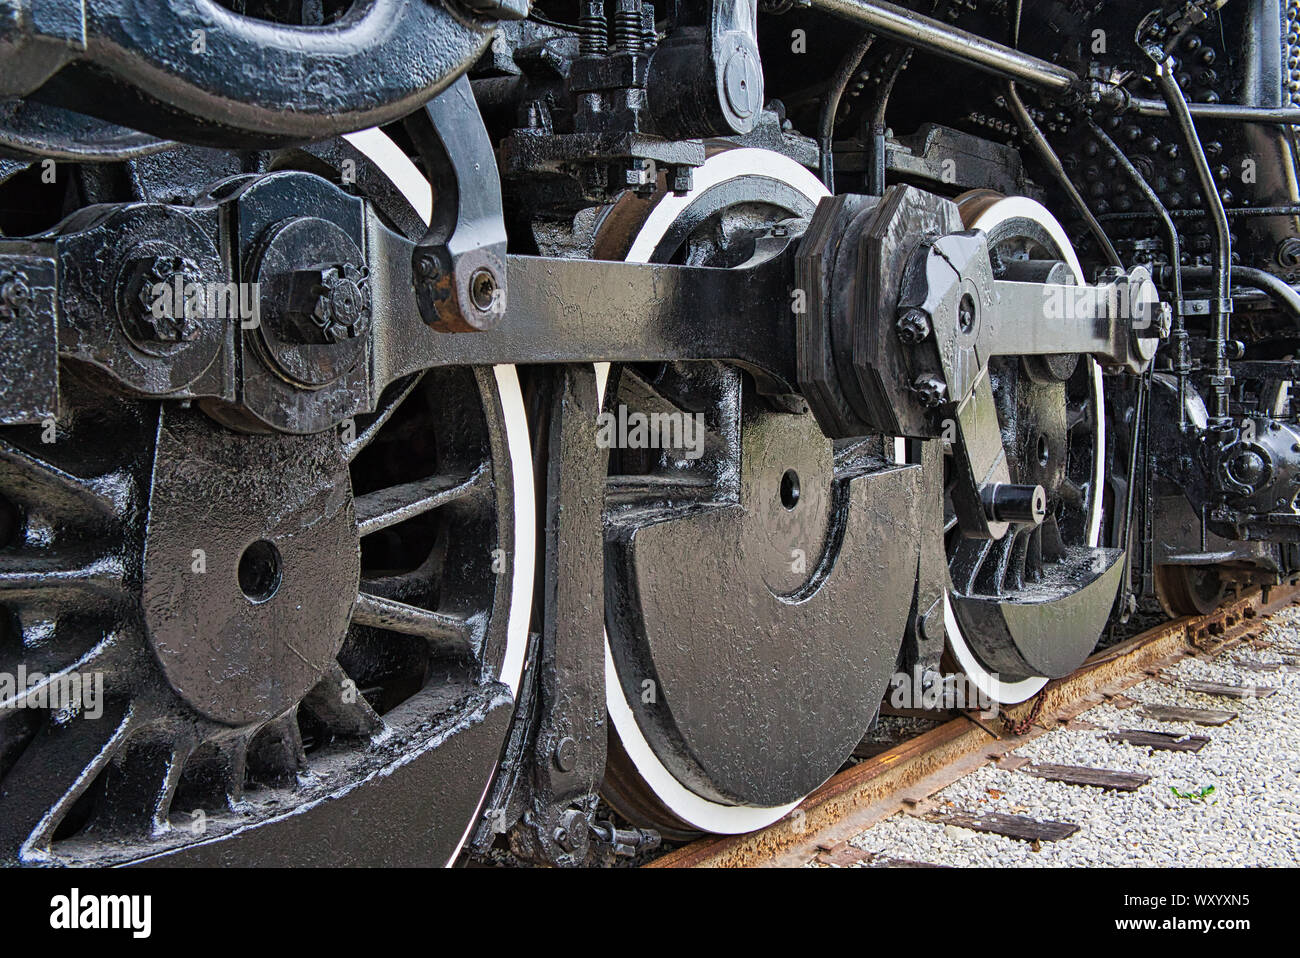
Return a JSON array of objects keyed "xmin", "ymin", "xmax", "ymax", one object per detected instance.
[
  {"xmin": 1004, "ymin": 82, "xmax": 1121, "ymax": 269},
  {"xmin": 1178, "ymin": 265, "xmax": 1300, "ymax": 327},
  {"xmin": 819, "ymin": 35, "xmax": 875, "ymax": 192}
]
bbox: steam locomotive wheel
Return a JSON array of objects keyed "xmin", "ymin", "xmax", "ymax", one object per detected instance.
[
  {"xmin": 942, "ymin": 193, "xmax": 1120, "ymax": 704},
  {"xmin": 595, "ymin": 148, "xmax": 916, "ymax": 835},
  {"xmin": 0, "ymin": 132, "xmax": 534, "ymax": 866},
  {"xmin": 1154, "ymin": 564, "xmax": 1228, "ymax": 618}
]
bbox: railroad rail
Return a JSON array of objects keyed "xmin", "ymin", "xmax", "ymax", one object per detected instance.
[{"xmin": 647, "ymin": 579, "xmax": 1300, "ymax": 868}]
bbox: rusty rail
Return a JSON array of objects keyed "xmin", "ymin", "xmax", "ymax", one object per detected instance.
[{"xmin": 646, "ymin": 579, "xmax": 1300, "ymax": 868}]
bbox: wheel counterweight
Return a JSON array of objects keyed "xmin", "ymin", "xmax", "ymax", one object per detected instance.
[{"xmin": 594, "ymin": 149, "xmax": 923, "ymax": 833}]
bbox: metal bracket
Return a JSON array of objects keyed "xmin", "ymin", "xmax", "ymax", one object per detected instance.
[
  {"xmin": 0, "ymin": 245, "xmax": 58, "ymax": 424},
  {"xmin": 514, "ymin": 365, "xmax": 608, "ymax": 866},
  {"xmin": 646, "ymin": 0, "xmax": 764, "ymax": 138},
  {"xmin": 405, "ymin": 74, "xmax": 509, "ymax": 333}
]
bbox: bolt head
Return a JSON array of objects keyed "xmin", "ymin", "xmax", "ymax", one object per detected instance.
[
  {"xmin": 0, "ymin": 271, "xmax": 32, "ymax": 321},
  {"xmin": 123, "ymin": 255, "xmax": 202, "ymax": 346},
  {"xmin": 293, "ymin": 264, "xmax": 370, "ymax": 343},
  {"xmin": 414, "ymin": 253, "xmax": 440, "ymax": 280},
  {"xmin": 553, "ymin": 735, "xmax": 578, "ymax": 772},
  {"xmin": 896, "ymin": 308, "xmax": 931, "ymax": 344},
  {"xmin": 912, "ymin": 375, "xmax": 948, "ymax": 407}
]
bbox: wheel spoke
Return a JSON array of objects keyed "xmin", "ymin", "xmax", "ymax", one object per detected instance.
[
  {"xmin": 0, "ymin": 696, "xmax": 143, "ymax": 860},
  {"xmin": 300, "ymin": 661, "xmax": 382, "ymax": 737},
  {"xmin": 0, "ymin": 549, "xmax": 128, "ymax": 604},
  {"xmin": 352, "ymin": 592, "xmax": 473, "ymax": 653},
  {"xmin": 1066, "ymin": 400, "xmax": 1092, "ymax": 433},
  {"xmin": 1041, "ymin": 515, "xmax": 1068, "ymax": 561},
  {"xmin": 0, "ymin": 441, "xmax": 132, "ymax": 523},
  {"xmin": 354, "ymin": 466, "xmax": 487, "ymax": 537},
  {"xmin": 87, "ymin": 731, "xmax": 196, "ymax": 837},
  {"xmin": 0, "ymin": 633, "xmax": 127, "ymax": 714},
  {"xmin": 173, "ymin": 731, "xmax": 252, "ymax": 813},
  {"xmin": 344, "ymin": 374, "xmax": 424, "ymax": 463},
  {"xmin": 245, "ymin": 710, "xmax": 307, "ymax": 788}
]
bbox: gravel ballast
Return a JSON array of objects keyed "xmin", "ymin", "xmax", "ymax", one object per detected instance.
[{"xmin": 818, "ymin": 607, "xmax": 1300, "ymax": 867}]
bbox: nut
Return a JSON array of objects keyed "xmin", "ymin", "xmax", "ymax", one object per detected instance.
[
  {"xmin": 912, "ymin": 374, "xmax": 948, "ymax": 408},
  {"xmin": 291, "ymin": 264, "xmax": 371, "ymax": 343},
  {"xmin": 123, "ymin": 255, "xmax": 203, "ymax": 345},
  {"xmin": 896, "ymin": 307, "xmax": 931, "ymax": 344},
  {"xmin": 0, "ymin": 270, "xmax": 32, "ymax": 322}
]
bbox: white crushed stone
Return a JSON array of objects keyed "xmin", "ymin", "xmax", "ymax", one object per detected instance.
[{"xmin": 820, "ymin": 607, "xmax": 1300, "ymax": 867}]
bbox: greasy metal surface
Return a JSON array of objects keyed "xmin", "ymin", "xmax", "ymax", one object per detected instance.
[
  {"xmin": 0, "ymin": 98, "xmax": 171, "ymax": 161},
  {"xmin": 514, "ymin": 365, "xmax": 608, "ymax": 865},
  {"xmin": 1, "ymin": 0, "xmax": 495, "ymax": 145},
  {"xmin": 231, "ymin": 171, "xmax": 373, "ymax": 434},
  {"xmin": 374, "ymin": 248, "xmax": 805, "ymax": 393},
  {"xmin": 142, "ymin": 407, "xmax": 358, "ymax": 726},
  {"xmin": 136, "ymin": 686, "xmax": 515, "ymax": 867},
  {"xmin": 943, "ymin": 196, "xmax": 1122, "ymax": 682},
  {"xmin": 405, "ymin": 74, "xmax": 509, "ymax": 333},
  {"xmin": 0, "ymin": 139, "xmax": 527, "ymax": 867},
  {"xmin": 601, "ymin": 365, "xmax": 913, "ymax": 811},
  {"xmin": 0, "ymin": 246, "xmax": 58, "ymax": 423},
  {"xmin": 609, "ymin": 445, "xmax": 922, "ymax": 804}
]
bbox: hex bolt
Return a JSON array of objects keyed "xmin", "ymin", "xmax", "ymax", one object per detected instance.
[
  {"xmin": 0, "ymin": 270, "xmax": 31, "ymax": 321},
  {"xmin": 289, "ymin": 264, "xmax": 371, "ymax": 343},
  {"xmin": 911, "ymin": 375, "xmax": 948, "ymax": 407},
  {"xmin": 553, "ymin": 735, "xmax": 578, "ymax": 772},
  {"xmin": 413, "ymin": 252, "xmax": 440, "ymax": 280},
  {"xmin": 122, "ymin": 254, "xmax": 202, "ymax": 345},
  {"xmin": 896, "ymin": 307, "xmax": 931, "ymax": 344}
]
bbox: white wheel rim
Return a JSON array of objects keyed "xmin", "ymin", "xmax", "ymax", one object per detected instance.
[
  {"xmin": 602, "ymin": 149, "xmax": 828, "ymax": 832},
  {"xmin": 344, "ymin": 128, "xmax": 535, "ymax": 861}
]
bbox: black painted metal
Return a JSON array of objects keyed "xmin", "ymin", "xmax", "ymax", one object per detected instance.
[
  {"xmin": 513, "ymin": 365, "xmax": 607, "ymax": 865},
  {"xmin": 0, "ymin": 138, "xmax": 528, "ymax": 867},
  {"xmin": 0, "ymin": 0, "xmax": 496, "ymax": 146},
  {"xmin": 405, "ymin": 74, "xmax": 510, "ymax": 334},
  {"xmin": 603, "ymin": 363, "xmax": 923, "ymax": 806},
  {"xmin": 6, "ymin": 0, "xmax": 1300, "ymax": 865}
]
